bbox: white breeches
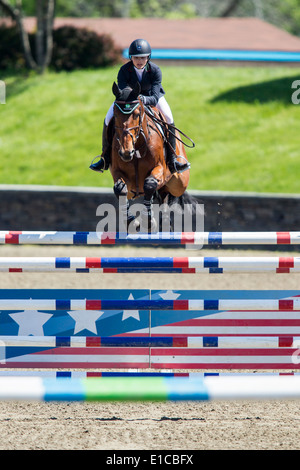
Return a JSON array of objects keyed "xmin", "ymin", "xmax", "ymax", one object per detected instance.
[{"xmin": 104, "ymin": 96, "xmax": 174, "ymax": 125}]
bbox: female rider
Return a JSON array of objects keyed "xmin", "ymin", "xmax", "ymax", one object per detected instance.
[{"xmin": 90, "ymin": 38, "xmax": 190, "ymax": 174}]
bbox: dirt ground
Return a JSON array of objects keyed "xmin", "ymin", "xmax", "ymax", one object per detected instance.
[{"xmin": 0, "ymin": 244, "xmax": 300, "ymax": 450}]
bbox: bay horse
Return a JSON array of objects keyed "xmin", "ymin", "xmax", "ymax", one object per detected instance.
[{"xmin": 110, "ymin": 81, "xmax": 195, "ymax": 232}]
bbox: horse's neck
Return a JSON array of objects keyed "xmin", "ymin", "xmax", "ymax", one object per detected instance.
[{"xmin": 136, "ymin": 113, "xmax": 150, "ymax": 147}]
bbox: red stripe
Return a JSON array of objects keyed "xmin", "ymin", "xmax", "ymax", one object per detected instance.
[
  {"xmin": 9, "ymin": 268, "xmax": 22, "ymax": 272},
  {"xmin": 182, "ymin": 268, "xmax": 196, "ymax": 273},
  {"xmin": 173, "ymin": 300, "xmax": 189, "ymax": 310},
  {"xmin": 279, "ymin": 336, "xmax": 294, "ymax": 347},
  {"xmin": 103, "ymin": 268, "xmax": 118, "ymax": 273},
  {"xmin": 173, "ymin": 257, "xmax": 189, "ymax": 268},
  {"xmin": 152, "ymin": 363, "xmax": 300, "ymax": 370},
  {"xmin": 279, "ymin": 372, "xmax": 295, "ymax": 375},
  {"xmin": 152, "ymin": 333, "xmax": 299, "ymax": 338},
  {"xmin": 172, "ymin": 337, "xmax": 188, "ymax": 347},
  {"xmin": 85, "ymin": 258, "xmax": 101, "ymax": 268},
  {"xmin": 86, "ymin": 337, "xmax": 101, "ymax": 347},
  {"xmin": 276, "ymin": 268, "xmax": 290, "ymax": 273},
  {"xmin": 181, "ymin": 232, "xmax": 195, "ymax": 244},
  {"xmin": 5, "ymin": 231, "xmax": 21, "ymax": 244},
  {"xmin": 86, "ymin": 300, "xmax": 102, "ymax": 310},
  {"xmin": 152, "ymin": 348, "xmax": 298, "ymax": 357},
  {"xmin": 277, "ymin": 232, "xmax": 291, "ymax": 244},
  {"xmin": 101, "ymin": 233, "xmax": 116, "ymax": 245},
  {"xmin": 0, "ymin": 362, "xmax": 150, "ymax": 369},
  {"xmin": 279, "ymin": 299, "xmax": 294, "ymax": 310},
  {"xmin": 279, "ymin": 257, "xmax": 294, "ymax": 268}
]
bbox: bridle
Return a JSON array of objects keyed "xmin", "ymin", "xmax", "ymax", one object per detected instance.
[{"xmin": 114, "ymin": 99, "xmax": 148, "ymax": 154}]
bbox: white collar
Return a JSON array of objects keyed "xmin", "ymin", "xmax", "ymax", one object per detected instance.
[{"xmin": 134, "ymin": 67, "xmax": 144, "ymax": 81}]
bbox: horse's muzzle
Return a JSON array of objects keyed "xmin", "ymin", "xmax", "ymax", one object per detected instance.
[{"xmin": 119, "ymin": 149, "xmax": 135, "ymax": 162}]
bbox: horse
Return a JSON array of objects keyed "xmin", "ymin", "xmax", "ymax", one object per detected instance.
[{"xmin": 109, "ymin": 81, "xmax": 197, "ymax": 232}]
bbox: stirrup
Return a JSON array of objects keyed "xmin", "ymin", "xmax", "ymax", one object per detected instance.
[
  {"xmin": 173, "ymin": 155, "xmax": 191, "ymax": 174},
  {"xmin": 89, "ymin": 155, "xmax": 105, "ymax": 173}
]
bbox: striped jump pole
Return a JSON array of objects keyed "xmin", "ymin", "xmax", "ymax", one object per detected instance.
[
  {"xmin": 1, "ymin": 375, "xmax": 300, "ymax": 401},
  {"xmin": 0, "ymin": 371, "xmax": 298, "ymax": 378},
  {"xmin": 0, "ymin": 297, "xmax": 300, "ymax": 311},
  {"xmin": 1, "ymin": 256, "xmax": 300, "ymax": 273},
  {"xmin": 0, "ymin": 335, "xmax": 299, "ymax": 348},
  {"xmin": 1, "ymin": 231, "xmax": 300, "ymax": 246}
]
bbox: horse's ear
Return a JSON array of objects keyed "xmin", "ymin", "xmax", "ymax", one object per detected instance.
[{"xmin": 112, "ymin": 81, "xmax": 120, "ymax": 98}]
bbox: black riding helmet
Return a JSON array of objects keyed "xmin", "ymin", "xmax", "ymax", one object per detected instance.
[{"xmin": 129, "ymin": 39, "xmax": 151, "ymax": 58}]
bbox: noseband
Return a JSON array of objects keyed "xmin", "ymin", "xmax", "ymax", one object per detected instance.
[{"xmin": 114, "ymin": 100, "xmax": 147, "ymax": 152}]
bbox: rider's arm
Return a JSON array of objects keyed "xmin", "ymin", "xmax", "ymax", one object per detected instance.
[
  {"xmin": 117, "ymin": 65, "xmax": 129, "ymax": 90},
  {"xmin": 142, "ymin": 66, "xmax": 162, "ymax": 107}
]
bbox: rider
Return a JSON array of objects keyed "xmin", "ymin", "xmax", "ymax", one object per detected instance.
[{"xmin": 90, "ymin": 38, "xmax": 190, "ymax": 174}]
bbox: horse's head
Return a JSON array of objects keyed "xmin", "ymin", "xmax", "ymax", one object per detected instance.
[{"xmin": 112, "ymin": 81, "xmax": 145, "ymax": 162}]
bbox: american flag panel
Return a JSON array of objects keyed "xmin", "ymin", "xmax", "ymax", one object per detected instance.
[
  {"xmin": 0, "ymin": 289, "xmax": 300, "ymax": 369},
  {"xmin": 150, "ymin": 290, "xmax": 300, "ymax": 337}
]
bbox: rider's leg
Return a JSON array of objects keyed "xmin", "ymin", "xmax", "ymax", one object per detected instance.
[
  {"xmin": 166, "ymin": 125, "xmax": 190, "ymax": 174},
  {"xmin": 89, "ymin": 105, "xmax": 114, "ymax": 172},
  {"xmin": 156, "ymin": 97, "xmax": 190, "ymax": 174}
]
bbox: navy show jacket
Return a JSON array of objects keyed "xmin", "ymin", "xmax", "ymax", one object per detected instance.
[{"xmin": 117, "ymin": 61, "xmax": 165, "ymax": 107}]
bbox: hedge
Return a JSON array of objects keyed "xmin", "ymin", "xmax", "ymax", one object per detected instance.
[{"xmin": 0, "ymin": 24, "xmax": 122, "ymax": 71}]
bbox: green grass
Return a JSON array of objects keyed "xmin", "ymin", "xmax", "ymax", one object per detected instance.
[{"xmin": 0, "ymin": 65, "xmax": 299, "ymax": 193}]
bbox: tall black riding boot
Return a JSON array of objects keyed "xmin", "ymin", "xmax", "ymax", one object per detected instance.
[
  {"xmin": 166, "ymin": 123, "xmax": 190, "ymax": 174},
  {"xmin": 89, "ymin": 121, "xmax": 111, "ymax": 172}
]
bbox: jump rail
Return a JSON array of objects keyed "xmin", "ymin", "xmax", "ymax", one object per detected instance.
[
  {"xmin": 1, "ymin": 375, "xmax": 300, "ymax": 402},
  {"xmin": 1, "ymin": 231, "xmax": 300, "ymax": 246},
  {"xmin": 1, "ymin": 256, "xmax": 300, "ymax": 274},
  {"xmin": 0, "ymin": 297, "xmax": 299, "ymax": 311}
]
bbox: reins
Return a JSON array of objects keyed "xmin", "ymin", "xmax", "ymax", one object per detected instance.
[{"xmin": 144, "ymin": 107, "xmax": 196, "ymax": 149}]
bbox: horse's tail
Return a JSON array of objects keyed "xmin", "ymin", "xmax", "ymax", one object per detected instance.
[{"xmin": 158, "ymin": 192, "xmax": 205, "ymax": 232}]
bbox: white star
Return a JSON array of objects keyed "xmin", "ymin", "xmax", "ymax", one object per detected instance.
[
  {"xmin": 122, "ymin": 294, "xmax": 140, "ymax": 321},
  {"xmin": 9, "ymin": 310, "xmax": 53, "ymax": 336},
  {"xmin": 158, "ymin": 290, "xmax": 180, "ymax": 300},
  {"xmin": 68, "ymin": 310, "xmax": 104, "ymax": 334}
]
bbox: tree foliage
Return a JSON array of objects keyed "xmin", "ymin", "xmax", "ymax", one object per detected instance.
[
  {"xmin": 0, "ymin": 0, "xmax": 55, "ymax": 72},
  {"xmin": 3, "ymin": 0, "xmax": 300, "ymax": 31}
]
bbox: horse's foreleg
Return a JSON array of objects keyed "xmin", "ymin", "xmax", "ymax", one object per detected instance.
[
  {"xmin": 113, "ymin": 178, "xmax": 140, "ymax": 233},
  {"xmin": 141, "ymin": 175, "xmax": 159, "ymax": 232}
]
